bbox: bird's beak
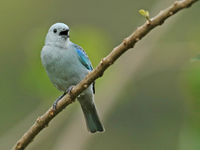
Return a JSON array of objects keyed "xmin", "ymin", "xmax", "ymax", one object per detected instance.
[{"xmin": 59, "ymin": 30, "xmax": 69, "ymax": 38}]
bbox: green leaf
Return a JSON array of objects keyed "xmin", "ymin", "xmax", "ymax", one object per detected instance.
[{"xmin": 139, "ymin": 9, "xmax": 149, "ymax": 19}]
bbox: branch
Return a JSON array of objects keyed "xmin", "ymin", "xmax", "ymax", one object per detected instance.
[{"xmin": 12, "ymin": 0, "xmax": 199, "ymax": 149}]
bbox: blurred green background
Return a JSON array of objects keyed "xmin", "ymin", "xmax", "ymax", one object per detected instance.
[{"xmin": 0, "ymin": 0, "xmax": 200, "ymax": 150}]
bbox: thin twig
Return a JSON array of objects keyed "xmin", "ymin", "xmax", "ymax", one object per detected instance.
[{"xmin": 12, "ymin": 0, "xmax": 199, "ymax": 149}]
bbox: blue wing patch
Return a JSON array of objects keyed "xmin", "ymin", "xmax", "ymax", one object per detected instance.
[
  {"xmin": 74, "ymin": 44, "xmax": 93, "ymax": 71},
  {"xmin": 74, "ymin": 44, "xmax": 95, "ymax": 93}
]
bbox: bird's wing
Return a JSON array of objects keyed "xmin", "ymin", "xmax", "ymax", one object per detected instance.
[
  {"xmin": 74, "ymin": 44, "xmax": 93, "ymax": 71},
  {"xmin": 74, "ymin": 44, "xmax": 95, "ymax": 93}
]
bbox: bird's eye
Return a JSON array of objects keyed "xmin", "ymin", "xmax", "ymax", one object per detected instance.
[{"xmin": 53, "ymin": 29, "xmax": 57, "ymax": 33}]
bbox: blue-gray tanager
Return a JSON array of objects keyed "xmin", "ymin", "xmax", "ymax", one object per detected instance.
[{"xmin": 41, "ymin": 23, "xmax": 104, "ymax": 133}]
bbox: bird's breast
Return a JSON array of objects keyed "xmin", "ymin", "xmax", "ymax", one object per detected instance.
[{"xmin": 41, "ymin": 45, "xmax": 88, "ymax": 91}]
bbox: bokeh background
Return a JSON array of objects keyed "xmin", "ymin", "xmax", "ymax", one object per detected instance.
[{"xmin": 0, "ymin": 0, "xmax": 200, "ymax": 150}]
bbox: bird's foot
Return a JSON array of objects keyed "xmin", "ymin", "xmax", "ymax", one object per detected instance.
[
  {"xmin": 52, "ymin": 92, "xmax": 67, "ymax": 110},
  {"xmin": 52, "ymin": 86, "xmax": 75, "ymax": 110},
  {"xmin": 66, "ymin": 85, "xmax": 75, "ymax": 94}
]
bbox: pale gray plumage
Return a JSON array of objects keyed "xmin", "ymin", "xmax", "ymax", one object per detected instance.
[{"xmin": 41, "ymin": 23, "xmax": 104, "ymax": 133}]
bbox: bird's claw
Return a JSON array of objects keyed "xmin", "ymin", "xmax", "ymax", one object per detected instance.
[
  {"xmin": 52, "ymin": 101, "xmax": 58, "ymax": 110},
  {"xmin": 52, "ymin": 92, "xmax": 66, "ymax": 110},
  {"xmin": 52, "ymin": 86, "xmax": 75, "ymax": 110},
  {"xmin": 66, "ymin": 85, "xmax": 75, "ymax": 94}
]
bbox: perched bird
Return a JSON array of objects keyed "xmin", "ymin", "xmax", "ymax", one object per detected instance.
[{"xmin": 41, "ymin": 23, "xmax": 104, "ymax": 133}]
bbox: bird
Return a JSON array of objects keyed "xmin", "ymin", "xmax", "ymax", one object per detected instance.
[{"xmin": 41, "ymin": 23, "xmax": 104, "ymax": 133}]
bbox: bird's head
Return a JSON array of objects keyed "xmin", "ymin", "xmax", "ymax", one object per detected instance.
[{"xmin": 45, "ymin": 23, "xmax": 70, "ymax": 47}]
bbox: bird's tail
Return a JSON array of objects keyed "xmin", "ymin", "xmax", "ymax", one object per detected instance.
[{"xmin": 80, "ymin": 100, "xmax": 104, "ymax": 133}]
